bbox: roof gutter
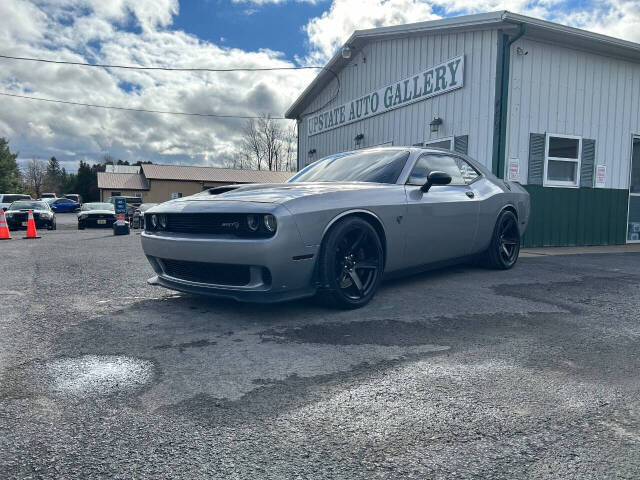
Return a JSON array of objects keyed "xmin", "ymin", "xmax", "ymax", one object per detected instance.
[{"xmin": 492, "ymin": 22, "xmax": 525, "ymax": 178}]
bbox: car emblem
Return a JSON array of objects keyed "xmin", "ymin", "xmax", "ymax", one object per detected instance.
[{"xmin": 221, "ymin": 221, "xmax": 240, "ymax": 229}]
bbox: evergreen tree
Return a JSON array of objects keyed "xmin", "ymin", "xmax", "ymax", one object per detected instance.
[
  {"xmin": 45, "ymin": 156, "xmax": 63, "ymax": 193},
  {"xmin": 0, "ymin": 138, "xmax": 24, "ymax": 193}
]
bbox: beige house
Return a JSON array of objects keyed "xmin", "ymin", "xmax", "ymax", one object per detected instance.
[{"xmin": 98, "ymin": 164, "xmax": 294, "ymax": 203}]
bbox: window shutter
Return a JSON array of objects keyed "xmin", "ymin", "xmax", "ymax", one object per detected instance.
[
  {"xmin": 580, "ymin": 139, "xmax": 596, "ymax": 188},
  {"xmin": 454, "ymin": 135, "xmax": 468, "ymax": 155},
  {"xmin": 528, "ymin": 133, "xmax": 546, "ymax": 185}
]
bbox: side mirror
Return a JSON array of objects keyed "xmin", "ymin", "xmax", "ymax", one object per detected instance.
[{"xmin": 421, "ymin": 170, "xmax": 452, "ymax": 192}]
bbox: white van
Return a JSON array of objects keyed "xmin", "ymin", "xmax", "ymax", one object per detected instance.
[{"xmin": 0, "ymin": 194, "xmax": 33, "ymax": 211}]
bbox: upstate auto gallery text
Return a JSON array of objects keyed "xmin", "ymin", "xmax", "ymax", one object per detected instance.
[{"xmin": 307, "ymin": 55, "xmax": 464, "ymax": 136}]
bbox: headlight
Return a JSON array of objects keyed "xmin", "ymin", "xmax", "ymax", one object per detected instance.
[
  {"xmin": 159, "ymin": 214, "xmax": 167, "ymax": 230},
  {"xmin": 247, "ymin": 214, "xmax": 259, "ymax": 231},
  {"xmin": 263, "ymin": 214, "xmax": 277, "ymax": 233}
]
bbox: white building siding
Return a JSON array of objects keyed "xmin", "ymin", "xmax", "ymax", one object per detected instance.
[
  {"xmin": 298, "ymin": 29, "xmax": 499, "ymax": 170},
  {"xmin": 506, "ymin": 37, "xmax": 640, "ymax": 189}
]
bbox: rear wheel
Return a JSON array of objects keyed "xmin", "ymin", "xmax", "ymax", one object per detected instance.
[
  {"xmin": 484, "ymin": 210, "xmax": 520, "ymax": 269},
  {"xmin": 317, "ymin": 217, "xmax": 384, "ymax": 309}
]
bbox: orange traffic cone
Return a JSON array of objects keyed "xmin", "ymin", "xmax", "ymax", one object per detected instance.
[
  {"xmin": 23, "ymin": 209, "xmax": 40, "ymax": 239},
  {"xmin": 0, "ymin": 210, "xmax": 11, "ymax": 240}
]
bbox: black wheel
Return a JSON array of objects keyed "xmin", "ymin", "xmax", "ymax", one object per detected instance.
[
  {"xmin": 484, "ymin": 210, "xmax": 520, "ymax": 269},
  {"xmin": 317, "ymin": 217, "xmax": 384, "ymax": 309},
  {"xmin": 78, "ymin": 223, "xmax": 85, "ymax": 230},
  {"xmin": 51, "ymin": 219, "xmax": 56, "ymax": 230}
]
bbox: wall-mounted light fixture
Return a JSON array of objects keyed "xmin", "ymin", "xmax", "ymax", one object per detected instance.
[
  {"xmin": 341, "ymin": 45, "xmax": 352, "ymax": 59},
  {"xmin": 354, "ymin": 133, "xmax": 364, "ymax": 147},
  {"xmin": 429, "ymin": 116, "xmax": 443, "ymax": 133},
  {"xmin": 516, "ymin": 46, "xmax": 529, "ymax": 56},
  {"xmin": 308, "ymin": 149, "xmax": 316, "ymax": 155}
]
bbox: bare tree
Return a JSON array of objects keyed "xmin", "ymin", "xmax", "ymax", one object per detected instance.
[
  {"xmin": 237, "ymin": 115, "xmax": 297, "ymax": 171},
  {"xmin": 24, "ymin": 157, "xmax": 46, "ymax": 198}
]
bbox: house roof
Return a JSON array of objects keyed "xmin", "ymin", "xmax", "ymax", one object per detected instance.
[
  {"xmin": 140, "ymin": 164, "xmax": 294, "ymax": 184},
  {"xmin": 97, "ymin": 172, "xmax": 149, "ymax": 190},
  {"xmin": 285, "ymin": 11, "xmax": 640, "ymax": 119}
]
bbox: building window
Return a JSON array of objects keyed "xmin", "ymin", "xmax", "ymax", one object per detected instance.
[
  {"xmin": 111, "ymin": 191, "xmax": 121, "ymax": 196},
  {"xmin": 424, "ymin": 137, "xmax": 453, "ymax": 151},
  {"xmin": 544, "ymin": 134, "xmax": 582, "ymax": 187},
  {"xmin": 170, "ymin": 192, "xmax": 183, "ymax": 200}
]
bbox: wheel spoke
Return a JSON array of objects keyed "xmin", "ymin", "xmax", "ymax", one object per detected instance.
[
  {"xmin": 501, "ymin": 244, "xmax": 511, "ymax": 257},
  {"xmin": 355, "ymin": 260, "xmax": 378, "ymax": 269},
  {"xmin": 347, "ymin": 269, "xmax": 364, "ymax": 293},
  {"xmin": 348, "ymin": 229, "xmax": 366, "ymax": 254}
]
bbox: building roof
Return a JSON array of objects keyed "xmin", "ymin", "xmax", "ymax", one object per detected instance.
[
  {"xmin": 286, "ymin": 11, "xmax": 640, "ymax": 119},
  {"xmin": 140, "ymin": 164, "xmax": 294, "ymax": 184},
  {"xmin": 97, "ymin": 172, "xmax": 149, "ymax": 190}
]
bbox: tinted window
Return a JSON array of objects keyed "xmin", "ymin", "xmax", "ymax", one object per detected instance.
[
  {"xmin": 455, "ymin": 158, "xmax": 480, "ymax": 183},
  {"xmin": 56, "ymin": 198, "xmax": 72, "ymax": 203},
  {"xmin": 10, "ymin": 201, "xmax": 49, "ymax": 210},
  {"xmin": 289, "ymin": 149, "xmax": 410, "ymax": 184},
  {"xmin": 3, "ymin": 194, "xmax": 31, "ymax": 203},
  {"xmin": 408, "ymin": 154, "xmax": 466, "ymax": 186}
]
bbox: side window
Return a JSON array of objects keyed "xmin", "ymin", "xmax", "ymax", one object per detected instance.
[
  {"xmin": 454, "ymin": 158, "xmax": 480, "ymax": 184},
  {"xmin": 407, "ymin": 154, "xmax": 465, "ymax": 186}
]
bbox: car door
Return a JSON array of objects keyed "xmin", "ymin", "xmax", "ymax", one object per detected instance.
[{"xmin": 404, "ymin": 152, "xmax": 480, "ymax": 266}]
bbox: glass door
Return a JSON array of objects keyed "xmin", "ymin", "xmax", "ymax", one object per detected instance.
[{"xmin": 628, "ymin": 137, "xmax": 640, "ymax": 242}]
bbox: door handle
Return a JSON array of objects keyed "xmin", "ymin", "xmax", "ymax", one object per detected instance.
[{"xmin": 466, "ymin": 191, "xmax": 475, "ymax": 198}]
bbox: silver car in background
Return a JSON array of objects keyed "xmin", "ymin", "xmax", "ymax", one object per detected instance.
[{"xmin": 141, "ymin": 147, "xmax": 529, "ymax": 308}]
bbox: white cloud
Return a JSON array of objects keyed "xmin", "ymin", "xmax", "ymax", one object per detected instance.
[
  {"xmin": 0, "ymin": 0, "xmax": 314, "ymax": 169},
  {"xmin": 1, "ymin": 0, "xmax": 639, "ymax": 170}
]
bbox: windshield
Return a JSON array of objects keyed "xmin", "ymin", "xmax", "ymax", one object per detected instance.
[
  {"xmin": 138, "ymin": 203, "xmax": 157, "ymax": 212},
  {"xmin": 81, "ymin": 203, "xmax": 115, "ymax": 211},
  {"xmin": 9, "ymin": 201, "xmax": 49, "ymax": 210},
  {"xmin": 288, "ymin": 149, "xmax": 410, "ymax": 184}
]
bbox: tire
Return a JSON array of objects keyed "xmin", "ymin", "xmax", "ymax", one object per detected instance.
[
  {"xmin": 78, "ymin": 224, "xmax": 85, "ymax": 230},
  {"xmin": 51, "ymin": 219, "xmax": 56, "ymax": 230},
  {"xmin": 484, "ymin": 210, "xmax": 520, "ymax": 269},
  {"xmin": 317, "ymin": 217, "xmax": 384, "ymax": 309}
]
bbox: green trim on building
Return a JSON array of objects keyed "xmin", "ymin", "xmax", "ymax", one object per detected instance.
[{"xmin": 522, "ymin": 186, "xmax": 629, "ymax": 247}]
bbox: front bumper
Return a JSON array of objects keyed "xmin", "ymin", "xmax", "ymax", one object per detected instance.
[
  {"xmin": 7, "ymin": 217, "xmax": 53, "ymax": 229},
  {"xmin": 140, "ymin": 205, "xmax": 318, "ymax": 303}
]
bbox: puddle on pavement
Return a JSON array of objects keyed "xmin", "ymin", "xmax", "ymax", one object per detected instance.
[{"xmin": 45, "ymin": 355, "xmax": 154, "ymax": 397}]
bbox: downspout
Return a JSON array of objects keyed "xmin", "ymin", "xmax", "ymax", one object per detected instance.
[
  {"xmin": 492, "ymin": 23, "xmax": 525, "ymax": 178},
  {"xmin": 296, "ymin": 118, "xmax": 301, "ymax": 172}
]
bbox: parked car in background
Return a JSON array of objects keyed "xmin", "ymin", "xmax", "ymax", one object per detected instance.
[
  {"xmin": 0, "ymin": 194, "xmax": 32, "ymax": 211},
  {"xmin": 132, "ymin": 203, "xmax": 157, "ymax": 229},
  {"xmin": 142, "ymin": 147, "xmax": 530, "ymax": 309},
  {"xmin": 39, "ymin": 193, "xmax": 57, "ymax": 200},
  {"xmin": 77, "ymin": 202, "xmax": 116, "ymax": 229},
  {"xmin": 106, "ymin": 196, "xmax": 143, "ymax": 218},
  {"xmin": 46, "ymin": 197, "xmax": 81, "ymax": 213},
  {"xmin": 5, "ymin": 200, "xmax": 56, "ymax": 230},
  {"xmin": 63, "ymin": 194, "xmax": 82, "ymax": 204}
]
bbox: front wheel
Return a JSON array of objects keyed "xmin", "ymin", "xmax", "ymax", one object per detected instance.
[
  {"xmin": 317, "ymin": 217, "xmax": 384, "ymax": 309},
  {"xmin": 484, "ymin": 210, "xmax": 520, "ymax": 269}
]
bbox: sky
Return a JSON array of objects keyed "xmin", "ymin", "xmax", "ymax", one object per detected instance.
[{"xmin": 1, "ymin": 0, "xmax": 639, "ymax": 172}]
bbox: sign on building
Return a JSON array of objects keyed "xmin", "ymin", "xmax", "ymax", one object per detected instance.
[{"xmin": 307, "ymin": 56, "xmax": 464, "ymax": 137}]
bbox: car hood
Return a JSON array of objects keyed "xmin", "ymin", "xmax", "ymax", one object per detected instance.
[
  {"xmin": 175, "ymin": 182, "xmax": 396, "ymax": 204},
  {"xmin": 80, "ymin": 210, "xmax": 115, "ymax": 215}
]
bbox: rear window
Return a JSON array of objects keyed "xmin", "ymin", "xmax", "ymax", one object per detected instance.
[{"xmin": 3, "ymin": 194, "xmax": 31, "ymax": 203}]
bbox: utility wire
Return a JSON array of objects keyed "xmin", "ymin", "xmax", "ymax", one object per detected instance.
[
  {"xmin": 0, "ymin": 54, "xmax": 342, "ymax": 118},
  {"xmin": 0, "ymin": 91, "xmax": 286, "ymax": 119},
  {"xmin": 0, "ymin": 54, "xmax": 323, "ymax": 72}
]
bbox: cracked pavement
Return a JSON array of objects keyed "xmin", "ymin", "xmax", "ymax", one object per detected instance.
[{"xmin": 1, "ymin": 213, "xmax": 639, "ymax": 478}]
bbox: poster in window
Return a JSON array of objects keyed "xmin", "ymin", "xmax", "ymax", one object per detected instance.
[{"xmin": 595, "ymin": 165, "xmax": 606, "ymax": 187}]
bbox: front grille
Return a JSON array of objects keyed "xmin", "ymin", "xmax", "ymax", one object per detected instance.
[
  {"xmin": 164, "ymin": 213, "xmax": 245, "ymax": 235},
  {"xmin": 160, "ymin": 259, "xmax": 251, "ymax": 286}
]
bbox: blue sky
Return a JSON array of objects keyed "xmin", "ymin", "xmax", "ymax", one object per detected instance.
[
  {"xmin": 0, "ymin": 0, "xmax": 638, "ymax": 171},
  {"xmin": 172, "ymin": 1, "xmax": 329, "ymax": 63}
]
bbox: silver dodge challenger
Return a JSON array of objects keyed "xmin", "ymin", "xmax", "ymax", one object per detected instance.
[{"xmin": 141, "ymin": 147, "xmax": 529, "ymax": 308}]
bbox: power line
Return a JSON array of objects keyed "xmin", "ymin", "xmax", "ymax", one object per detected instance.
[
  {"xmin": 0, "ymin": 91, "xmax": 286, "ymax": 119},
  {"xmin": 0, "ymin": 54, "xmax": 323, "ymax": 72}
]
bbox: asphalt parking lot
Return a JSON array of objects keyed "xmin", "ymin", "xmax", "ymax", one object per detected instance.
[{"xmin": 1, "ymin": 212, "xmax": 639, "ymax": 479}]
